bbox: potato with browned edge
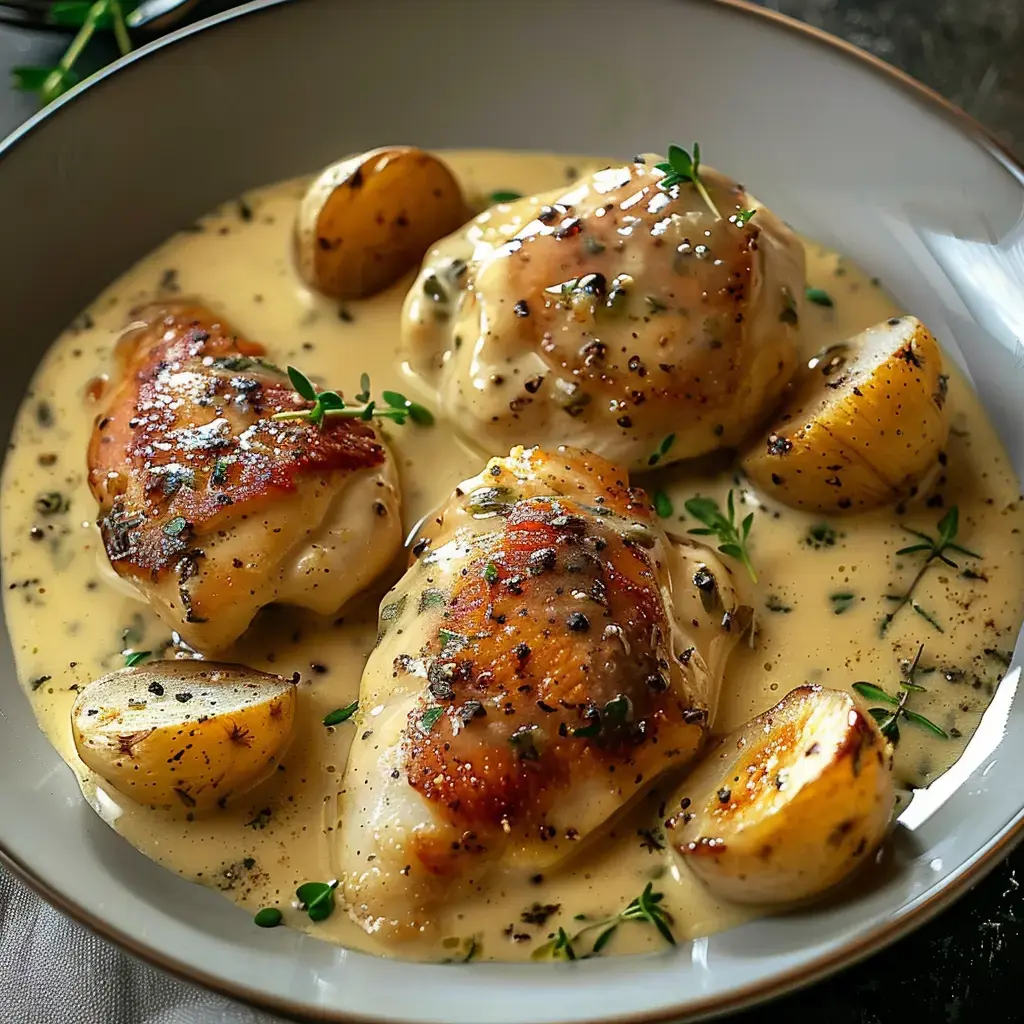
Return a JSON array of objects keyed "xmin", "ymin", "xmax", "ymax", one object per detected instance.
[
  {"xmin": 72, "ymin": 661, "xmax": 295, "ymax": 811},
  {"xmin": 295, "ymin": 147, "xmax": 468, "ymax": 299},
  {"xmin": 667, "ymin": 685, "xmax": 895, "ymax": 904},
  {"xmin": 742, "ymin": 316, "xmax": 949, "ymax": 513}
]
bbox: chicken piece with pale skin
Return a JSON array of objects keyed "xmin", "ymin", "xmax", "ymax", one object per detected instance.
[
  {"xmin": 337, "ymin": 445, "xmax": 748, "ymax": 942},
  {"xmin": 403, "ymin": 151, "xmax": 805, "ymax": 470},
  {"xmin": 87, "ymin": 303, "xmax": 401, "ymax": 652}
]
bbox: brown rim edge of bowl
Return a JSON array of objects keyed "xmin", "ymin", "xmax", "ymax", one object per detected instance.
[{"xmin": 1, "ymin": 0, "xmax": 1023, "ymax": 1022}]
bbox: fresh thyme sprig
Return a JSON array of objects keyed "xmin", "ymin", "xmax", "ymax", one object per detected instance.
[
  {"xmin": 685, "ymin": 490, "xmax": 757, "ymax": 583},
  {"xmin": 852, "ymin": 644, "xmax": 948, "ymax": 744},
  {"xmin": 272, "ymin": 366, "xmax": 433, "ymax": 428},
  {"xmin": 881, "ymin": 506, "xmax": 979, "ymax": 635},
  {"xmin": 12, "ymin": 1, "xmax": 135, "ymax": 105},
  {"xmin": 655, "ymin": 143, "xmax": 722, "ymax": 220},
  {"xmin": 532, "ymin": 882, "xmax": 675, "ymax": 960}
]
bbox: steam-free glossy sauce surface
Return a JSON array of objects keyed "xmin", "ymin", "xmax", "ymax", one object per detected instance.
[{"xmin": 3, "ymin": 152, "xmax": 1023, "ymax": 961}]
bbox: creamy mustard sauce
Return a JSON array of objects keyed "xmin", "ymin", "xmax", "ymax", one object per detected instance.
[{"xmin": 2, "ymin": 151, "xmax": 1023, "ymax": 962}]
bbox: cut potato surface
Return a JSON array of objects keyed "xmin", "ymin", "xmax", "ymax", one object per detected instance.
[
  {"xmin": 742, "ymin": 316, "xmax": 949, "ymax": 513},
  {"xmin": 295, "ymin": 146, "xmax": 468, "ymax": 299},
  {"xmin": 72, "ymin": 662, "xmax": 296, "ymax": 811},
  {"xmin": 667, "ymin": 685, "xmax": 895, "ymax": 904}
]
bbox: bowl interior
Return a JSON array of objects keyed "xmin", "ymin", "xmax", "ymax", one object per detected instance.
[{"xmin": 1, "ymin": 1, "xmax": 1023, "ymax": 1021}]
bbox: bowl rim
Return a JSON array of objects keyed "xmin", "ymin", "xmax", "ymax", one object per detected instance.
[{"xmin": 2, "ymin": 1, "xmax": 1023, "ymax": 1022}]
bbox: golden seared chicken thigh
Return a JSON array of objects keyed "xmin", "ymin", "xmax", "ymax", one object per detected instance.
[
  {"xmin": 88, "ymin": 304, "xmax": 401, "ymax": 652},
  {"xmin": 337, "ymin": 445, "xmax": 746, "ymax": 941},
  {"xmin": 403, "ymin": 155, "xmax": 805, "ymax": 470}
]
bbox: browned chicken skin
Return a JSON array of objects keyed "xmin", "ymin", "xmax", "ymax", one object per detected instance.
[
  {"xmin": 404, "ymin": 157, "xmax": 806, "ymax": 469},
  {"xmin": 338, "ymin": 446, "xmax": 744, "ymax": 940},
  {"xmin": 88, "ymin": 304, "xmax": 401, "ymax": 651}
]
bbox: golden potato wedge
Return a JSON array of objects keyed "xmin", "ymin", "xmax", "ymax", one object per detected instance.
[
  {"xmin": 72, "ymin": 661, "xmax": 295, "ymax": 811},
  {"xmin": 742, "ymin": 316, "xmax": 949, "ymax": 513},
  {"xmin": 666, "ymin": 685, "xmax": 894, "ymax": 904},
  {"xmin": 295, "ymin": 146, "xmax": 467, "ymax": 299}
]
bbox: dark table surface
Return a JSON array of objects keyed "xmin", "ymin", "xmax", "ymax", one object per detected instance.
[{"xmin": 1, "ymin": 2, "xmax": 1022, "ymax": 1022}]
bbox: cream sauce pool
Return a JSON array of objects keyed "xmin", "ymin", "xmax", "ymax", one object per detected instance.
[{"xmin": 3, "ymin": 150, "xmax": 1023, "ymax": 962}]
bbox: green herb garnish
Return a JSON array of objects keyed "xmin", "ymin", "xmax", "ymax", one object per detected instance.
[
  {"xmin": 734, "ymin": 209, "xmax": 757, "ymax": 227},
  {"xmin": 295, "ymin": 880, "xmax": 339, "ymax": 923},
  {"xmin": 163, "ymin": 516, "xmax": 189, "ymax": 537},
  {"xmin": 124, "ymin": 650, "xmax": 151, "ymax": 668},
  {"xmin": 417, "ymin": 706, "xmax": 444, "ymax": 735},
  {"xmin": 272, "ymin": 366, "xmax": 434, "ymax": 428},
  {"xmin": 211, "ymin": 457, "xmax": 230, "ymax": 486},
  {"xmin": 806, "ymin": 522, "xmax": 837, "ymax": 549},
  {"xmin": 830, "ymin": 592, "xmax": 856, "ymax": 615},
  {"xmin": 652, "ymin": 490, "xmax": 673, "ymax": 519},
  {"xmin": 806, "ymin": 287, "xmax": 834, "ymax": 307},
  {"xmin": 532, "ymin": 882, "xmax": 675, "ymax": 960},
  {"xmin": 655, "ymin": 143, "xmax": 721, "ymax": 220},
  {"xmin": 322, "ymin": 701, "xmax": 358, "ymax": 727},
  {"xmin": 12, "ymin": 1, "xmax": 133, "ymax": 106},
  {"xmin": 483, "ymin": 562, "xmax": 499, "ymax": 584},
  {"xmin": 647, "ymin": 433, "xmax": 676, "ymax": 467},
  {"xmin": 852, "ymin": 644, "xmax": 948, "ymax": 744},
  {"xmin": 685, "ymin": 490, "xmax": 757, "ymax": 583},
  {"xmin": 490, "ymin": 190, "xmax": 522, "ymax": 204},
  {"xmin": 571, "ymin": 695, "xmax": 633, "ymax": 741},
  {"xmin": 881, "ymin": 506, "xmax": 979, "ymax": 635},
  {"xmin": 253, "ymin": 907, "xmax": 282, "ymax": 928}
]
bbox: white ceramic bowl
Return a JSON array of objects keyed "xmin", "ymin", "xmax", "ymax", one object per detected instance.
[{"xmin": 1, "ymin": 1, "xmax": 1023, "ymax": 1021}]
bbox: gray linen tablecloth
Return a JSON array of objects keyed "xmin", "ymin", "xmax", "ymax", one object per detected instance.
[
  {"xmin": 0, "ymin": 870, "xmax": 285, "ymax": 1023},
  {"xmin": 1, "ymin": 1, "xmax": 1022, "ymax": 1023}
]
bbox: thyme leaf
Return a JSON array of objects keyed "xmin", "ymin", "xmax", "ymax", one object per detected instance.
[
  {"xmin": 295, "ymin": 880, "xmax": 339, "ymax": 922},
  {"xmin": 684, "ymin": 490, "xmax": 757, "ymax": 583},
  {"xmin": 273, "ymin": 365, "xmax": 433, "ymax": 428},
  {"xmin": 881, "ymin": 506, "xmax": 979, "ymax": 635},
  {"xmin": 655, "ymin": 143, "xmax": 721, "ymax": 220},
  {"xmin": 322, "ymin": 701, "xmax": 358, "ymax": 727},
  {"xmin": 852, "ymin": 644, "xmax": 948, "ymax": 744},
  {"xmin": 532, "ymin": 882, "xmax": 675, "ymax": 960}
]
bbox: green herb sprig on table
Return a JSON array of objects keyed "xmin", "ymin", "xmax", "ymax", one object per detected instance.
[
  {"xmin": 532, "ymin": 882, "xmax": 675, "ymax": 960},
  {"xmin": 272, "ymin": 366, "xmax": 434, "ymax": 428},
  {"xmin": 12, "ymin": 1, "xmax": 135, "ymax": 105},
  {"xmin": 881, "ymin": 506, "xmax": 979, "ymax": 635},
  {"xmin": 655, "ymin": 144, "xmax": 721, "ymax": 220},
  {"xmin": 684, "ymin": 490, "xmax": 757, "ymax": 583},
  {"xmin": 852, "ymin": 644, "xmax": 948, "ymax": 744}
]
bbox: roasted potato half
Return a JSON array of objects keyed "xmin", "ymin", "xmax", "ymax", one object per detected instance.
[
  {"xmin": 295, "ymin": 146, "xmax": 467, "ymax": 299},
  {"xmin": 742, "ymin": 316, "xmax": 949, "ymax": 513},
  {"xmin": 72, "ymin": 661, "xmax": 295, "ymax": 811},
  {"xmin": 667, "ymin": 685, "xmax": 895, "ymax": 904}
]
